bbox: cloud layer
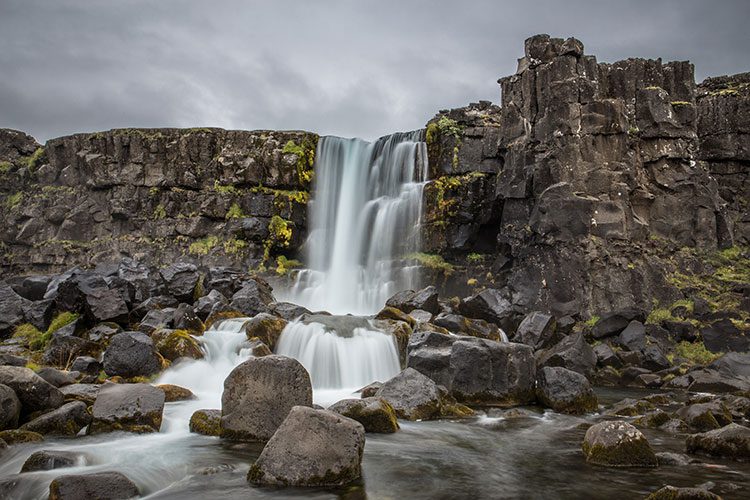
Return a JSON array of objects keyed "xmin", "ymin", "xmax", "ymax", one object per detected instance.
[{"xmin": 1, "ymin": 0, "xmax": 748, "ymax": 142}]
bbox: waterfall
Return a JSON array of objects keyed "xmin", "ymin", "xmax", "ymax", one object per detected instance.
[
  {"xmin": 275, "ymin": 315, "xmax": 401, "ymax": 406},
  {"xmin": 284, "ymin": 131, "xmax": 428, "ymax": 315}
]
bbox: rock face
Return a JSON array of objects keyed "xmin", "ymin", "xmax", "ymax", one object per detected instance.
[
  {"xmin": 328, "ymin": 397, "xmax": 399, "ymax": 433},
  {"xmin": 221, "ymin": 355, "xmax": 312, "ymax": 441},
  {"xmin": 582, "ymin": 421, "xmax": 658, "ymax": 467},
  {"xmin": 48, "ymin": 471, "xmax": 140, "ymax": 500},
  {"xmin": 89, "ymin": 383, "xmax": 165, "ymax": 434},
  {"xmin": 103, "ymin": 331, "xmax": 162, "ymax": 378},
  {"xmin": 685, "ymin": 423, "xmax": 750, "ymax": 460},
  {"xmin": 406, "ymin": 331, "xmax": 535, "ymax": 406},
  {"xmin": 248, "ymin": 406, "xmax": 365, "ymax": 487},
  {"xmin": 535, "ymin": 366, "xmax": 597, "ymax": 414}
]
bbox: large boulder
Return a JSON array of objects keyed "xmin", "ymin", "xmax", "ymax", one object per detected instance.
[
  {"xmin": 536, "ymin": 366, "xmax": 597, "ymax": 414},
  {"xmin": 36, "ymin": 367, "xmax": 77, "ymax": 388},
  {"xmin": 221, "ymin": 355, "xmax": 312, "ymax": 441},
  {"xmin": 21, "ymin": 450, "xmax": 85, "ymax": 472},
  {"xmin": 514, "ymin": 311, "xmax": 558, "ymax": 349},
  {"xmin": 710, "ymin": 352, "xmax": 750, "ymax": 378},
  {"xmin": 49, "ymin": 471, "xmax": 140, "ymax": 500},
  {"xmin": 88, "ymin": 383, "xmax": 165, "ymax": 434},
  {"xmin": 328, "ymin": 397, "xmax": 399, "ymax": 433},
  {"xmin": 59, "ymin": 384, "xmax": 101, "ymax": 405},
  {"xmin": 0, "ymin": 384, "xmax": 21, "ymax": 430},
  {"xmin": 159, "ymin": 263, "xmax": 201, "ymax": 303},
  {"xmin": 536, "ymin": 332, "xmax": 597, "ymax": 376},
  {"xmin": 582, "ymin": 421, "xmax": 658, "ymax": 467},
  {"xmin": 0, "ymin": 282, "xmax": 29, "ymax": 339},
  {"xmin": 685, "ymin": 423, "xmax": 750, "ymax": 460},
  {"xmin": 229, "ymin": 278, "xmax": 274, "ymax": 316},
  {"xmin": 407, "ymin": 331, "xmax": 535, "ymax": 405},
  {"xmin": 242, "ymin": 313, "xmax": 288, "ymax": 351},
  {"xmin": 591, "ymin": 309, "xmax": 644, "ymax": 339},
  {"xmin": 375, "ymin": 367, "xmax": 471, "ymax": 420},
  {"xmin": 0, "ymin": 366, "xmax": 64, "ymax": 415},
  {"xmin": 458, "ymin": 288, "xmax": 514, "ymax": 330},
  {"xmin": 20, "ymin": 401, "xmax": 91, "ymax": 436},
  {"xmin": 54, "ymin": 272, "xmax": 129, "ymax": 324},
  {"xmin": 248, "ymin": 406, "xmax": 365, "ymax": 487},
  {"xmin": 103, "ymin": 331, "xmax": 162, "ymax": 378},
  {"xmin": 385, "ymin": 286, "xmax": 440, "ymax": 314},
  {"xmin": 152, "ymin": 329, "xmax": 204, "ymax": 361}
]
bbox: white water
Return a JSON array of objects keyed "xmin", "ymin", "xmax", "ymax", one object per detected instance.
[
  {"xmin": 276, "ymin": 317, "xmax": 401, "ymax": 406},
  {"xmin": 282, "ymin": 132, "xmax": 428, "ymax": 315}
]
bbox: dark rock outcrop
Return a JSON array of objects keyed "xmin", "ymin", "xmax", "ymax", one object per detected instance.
[{"xmin": 103, "ymin": 331, "xmax": 162, "ymax": 378}]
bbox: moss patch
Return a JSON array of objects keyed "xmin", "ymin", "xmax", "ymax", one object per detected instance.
[{"xmin": 406, "ymin": 252, "xmax": 454, "ymax": 275}]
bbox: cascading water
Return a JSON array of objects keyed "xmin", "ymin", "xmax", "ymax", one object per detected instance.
[{"xmin": 282, "ymin": 131, "xmax": 428, "ymax": 315}]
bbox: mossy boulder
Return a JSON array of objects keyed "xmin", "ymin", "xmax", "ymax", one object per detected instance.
[
  {"xmin": 374, "ymin": 307, "xmax": 416, "ymax": 328},
  {"xmin": 536, "ymin": 366, "xmax": 598, "ymax": 415},
  {"xmin": 153, "ymin": 329, "xmax": 204, "ymax": 361},
  {"xmin": 646, "ymin": 485, "xmax": 721, "ymax": 499},
  {"xmin": 204, "ymin": 310, "xmax": 245, "ymax": 330},
  {"xmin": 156, "ymin": 384, "xmax": 195, "ymax": 402},
  {"xmin": 20, "ymin": 401, "xmax": 91, "ymax": 436},
  {"xmin": 676, "ymin": 402, "xmax": 732, "ymax": 432},
  {"xmin": 633, "ymin": 410, "xmax": 672, "ymax": 429},
  {"xmin": 242, "ymin": 313, "xmax": 287, "ymax": 351},
  {"xmin": 686, "ymin": 423, "xmax": 750, "ymax": 460},
  {"xmin": 21, "ymin": 450, "xmax": 84, "ymax": 472},
  {"xmin": 189, "ymin": 409, "xmax": 221, "ymax": 436},
  {"xmin": 328, "ymin": 397, "xmax": 399, "ymax": 433},
  {"xmin": 581, "ymin": 421, "xmax": 658, "ymax": 467},
  {"xmin": 0, "ymin": 429, "xmax": 44, "ymax": 445},
  {"xmin": 605, "ymin": 398, "xmax": 656, "ymax": 417}
]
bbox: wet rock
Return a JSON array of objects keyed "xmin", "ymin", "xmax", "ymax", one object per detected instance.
[
  {"xmin": 240, "ymin": 338, "xmax": 272, "ymax": 357},
  {"xmin": 359, "ymin": 382, "xmax": 382, "ymax": 398},
  {"xmin": 408, "ymin": 309, "xmax": 434, "ymax": 323},
  {"xmin": 536, "ymin": 332, "xmax": 597, "ymax": 376},
  {"xmin": 69, "ymin": 356, "xmax": 101, "ymax": 375},
  {"xmin": 676, "ymin": 402, "xmax": 732, "ymax": 432},
  {"xmin": 89, "ymin": 383, "xmax": 165, "ymax": 434},
  {"xmin": 248, "ymin": 406, "xmax": 365, "ymax": 487},
  {"xmin": 103, "ymin": 331, "xmax": 162, "ymax": 378},
  {"xmin": 0, "ymin": 384, "xmax": 21, "ymax": 430},
  {"xmin": 221, "ymin": 355, "xmax": 312, "ymax": 441},
  {"xmin": 159, "ymin": 263, "xmax": 201, "ymax": 303},
  {"xmin": 374, "ymin": 306, "xmax": 416, "ymax": 327},
  {"xmin": 152, "ymin": 329, "xmax": 204, "ymax": 361},
  {"xmin": 407, "ymin": 331, "xmax": 535, "ymax": 405},
  {"xmin": 375, "ymin": 367, "xmax": 472, "ymax": 420},
  {"xmin": 581, "ymin": 421, "xmax": 658, "ymax": 467},
  {"xmin": 59, "ymin": 384, "xmax": 100, "ymax": 405},
  {"xmin": 634, "ymin": 410, "xmax": 672, "ymax": 429},
  {"xmin": 21, "ymin": 450, "xmax": 85, "ymax": 472},
  {"xmin": 593, "ymin": 343, "xmax": 622, "ymax": 369},
  {"xmin": 156, "ymin": 384, "xmax": 195, "ymax": 402},
  {"xmin": 432, "ymin": 312, "xmax": 503, "ymax": 341},
  {"xmin": 0, "ymin": 429, "xmax": 44, "ymax": 445},
  {"xmin": 48, "ymin": 471, "xmax": 140, "ymax": 500},
  {"xmin": 607, "ymin": 398, "xmax": 656, "ymax": 417},
  {"xmin": 36, "ymin": 367, "xmax": 77, "ymax": 388},
  {"xmin": 686, "ymin": 423, "xmax": 750, "ymax": 460},
  {"xmin": 172, "ymin": 303, "xmax": 204, "ymax": 334},
  {"xmin": 514, "ymin": 311, "xmax": 558, "ymax": 349},
  {"xmin": 458, "ymin": 288, "xmax": 513, "ymax": 330},
  {"xmin": 646, "ymin": 486, "xmax": 721, "ymax": 499},
  {"xmin": 242, "ymin": 313, "xmax": 288, "ymax": 351},
  {"xmin": 0, "ymin": 366, "xmax": 64, "ymax": 415},
  {"xmin": 385, "ymin": 286, "xmax": 440, "ymax": 314},
  {"xmin": 20, "ymin": 401, "xmax": 90, "ymax": 436},
  {"xmin": 686, "ymin": 368, "xmax": 750, "ymax": 393},
  {"xmin": 268, "ymin": 302, "xmax": 311, "ymax": 322},
  {"xmin": 229, "ymin": 278, "xmax": 274, "ymax": 317},
  {"xmin": 654, "ymin": 452, "xmax": 695, "ymax": 467},
  {"xmin": 614, "ymin": 321, "xmax": 646, "ymax": 351},
  {"xmin": 328, "ymin": 397, "xmax": 399, "ymax": 433},
  {"xmin": 536, "ymin": 366, "xmax": 597, "ymax": 414},
  {"xmin": 189, "ymin": 409, "xmax": 221, "ymax": 436},
  {"xmin": 138, "ymin": 308, "xmax": 175, "ymax": 334},
  {"xmin": 194, "ymin": 290, "xmax": 228, "ymax": 320}
]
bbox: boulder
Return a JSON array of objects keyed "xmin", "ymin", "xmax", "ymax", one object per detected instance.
[
  {"xmin": 159, "ymin": 263, "xmax": 201, "ymax": 303},
  {"xmin": 195, "ymin": 289, "xmax": 228, "ymax": 320},
  {"xmin": 59, "ymin": 384, "xmax": 101, "ymax": 405},
  {"xmin": 85, "ymin": 324, "xmax": 120, "ymax": 345},
  {"xmin": 710, "ymin": 352, "xmax": 750, "ymax": 378},
  {"xmin": 535, "ymin": 366, "xmax": 597, "ymax": 414},
  {"xmin": 591, "ymin": 309, "xmax": 644, "ymax": 339},
  {"xmin": 359, "ymin": 382, "xmax": 382, "ymax": 398},
  {"xmin": 458, "ymin": 288, "xmax": 513, "ymax": 330},
  {"xmin": 152, "ymin": 329, "xmax": 204, "ymax": 361},
  {"xmin": 593, "ymin": 343, "xmax": 622, "ymax": 369},
  {"xmin": 138, "ymin": 308, "xmax": 175, "ymax": 334},
  {"xmin": 701, "ymin": 319, "xmax": 749, "ymax": 353},
  {"xmin": 0, "ymin": 429, "xmax": 44, "ymax": 444},
  {"xmin": 89, "ymin": 383, "xmax": 165, "ymax": 434},
  {"xmin": 328, "ymin": 397, "xmax": 399, "ymax": 433},
  {"xmin": 0, "ymin": 366, "xmax": 64, "ymax": 414},
  {"xmin": 70, "ymin": 356, "xmax": 101, "ymax": 375},
  {"xmin": 432, "ymin": 312, "xmax": 503, "ymax": 341},
  {"xmin": 48, "ymin": 471, "xmax": 140, "ymax": 500},
  {"xmin": 54, "ymin": 272, "xmax": 128, "ymax": 324},
  {"xmin": 676, "ymin": 402, "xmax": 732, "ymax": 432},
  {"xmin": 21, "ymin": 450, "xmax": 85, "ymax": 472},
  {"xmin": 229, "ymin": 278, "xmax": 274, "ymax": 317},
  {"xmin": 536, "ymin": 333, "xmax": 597, "ymax": 376},
  {"xmin": 0, "ymin": 384, "xmax": 21, "ymax": 430},
  {"xmin": 514, "ymin": 311, "xmax": 558, "ymax": 349},
  {"xmin": 172, "ymin": 303, "xmax": 204, "ymax": 333},
  {"xmin": 0, "ymin": 282, "xmax": 29, "ymax": 339},
  {"xmin": 103, "ymin": 331, "xmax": 162, "ymax": 378},
  {"xmin": 20, "ymin": 401, "xmax": 91, "ymax": 436},
  {"xmin": 155, "ymin": 384, "xmax": 195, "ymax": 402},
  {"xmin": 36, "ymin": 367, "xmax": 77, "ymax": 388},
  {"xmin": 242, "ymin": 313, "xmax": 288, "ymax": 351},
  {"xmin": 221, "ymin": 355, "xmax": 312, "ymax": 441},
  {"xmin": 268, "ymin": 301, "xmax": 312, "ymax": 322},
  {"xmin": 189, "ymin": 409, "xmax": 221, "ymax": 436},
  {"xmin": 581, "ymin": 421, "xmax": 658, "ymax": 467},
  {"xmin": 614, "ymin": 321, "xmax": 646, "ymax": 351},
  {"xmin": 685, "ymin": 423, "xmax": 750, "ymax": 460},
  {"xmin": 375, "ymin": 367, "xmax": 471, "ymax": 420},
  {"xmin": 407, "ymin": 331, "xmax": 535, "ymax": 405},
  {"xmin": 385, "ymin": 286, "xmax": 440, "ymax": 314},
  {"xmin": 42, "ymin": 333, "xmax": 99, "ymax": 368},
  {"xmin": 248, "ymin": 406, "xmax": 365, "ymax": 487},
  {"xmin": 646, "ymin": 486, "xmax": 721, "ymax": 500},
  {"xmin": 0, "ymin": 354, "xmax": 27, "ymax": 367}
]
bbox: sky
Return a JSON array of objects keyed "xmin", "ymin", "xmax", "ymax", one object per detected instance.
[{"xmin": 1, "ymin": 0, "xmax": 748, "ymax": 143}]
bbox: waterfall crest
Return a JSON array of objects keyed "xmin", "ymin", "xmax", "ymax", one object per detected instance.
[{"xmin": 284, "ymin": 131, "xmax": 428, "ymax": 315}]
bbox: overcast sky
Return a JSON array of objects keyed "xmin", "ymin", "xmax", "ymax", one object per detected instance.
[{"xmin": 1, "ymin": 0, "xmax": 748, "ymax": 143}]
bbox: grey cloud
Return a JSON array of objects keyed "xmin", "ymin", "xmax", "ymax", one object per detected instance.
[{"xmin": 0, "ymin": 0, "xmax": 748, "ymax": 143}]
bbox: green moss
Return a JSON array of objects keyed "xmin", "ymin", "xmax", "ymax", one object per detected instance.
[
  {"xmin": 213, "ymin": 180, "xmax": 242, "ymax": 195},
  {"xmin": 673, "ymin": 341, "xmax": 722, "ymax": 365},
  {"xmin": 670, "ymin": 101, "xmax": 691, "ymax": 106},
  {"xmin": 646, "ymin": 308, "xmax": 674, "ymax": 325},
  {"xmin": 189, "ymin": 409, "xmax": 221, "ymax": 436},
  {"xmin": 48, "ymin": 312, "xmax": 79, "ymax": 334},
  {"xmin": 282, "ymin": 138, "xmax": 317, "ymax": 186},
  {"xmin": 225, "ymin": 202, "xmax": 245, "ymax": 219},
  {"xmin": 19, "ymin": 147, "xmax": 45, "ymax": 171},
  {"xmin": 189, "ymin": 236, "xmax": 219, "ymax": 255},
  {"xmin": 153, "ymin": 204, "xmax": 166, "ymax": 220},
  {"xmin": 14, "ymin": 312, "xmax": 77, "ymax": 351},
  {"xmin": 406, "ymin": 252, "xmax": 454, "ymax": 275},
  {"xmin": 275, "ymin": 255, "xmax": 301, "ymax": 275},
  {"xmin": 250, "ymin": 186, "xmax": 309, "ymax": 210},
  {"xmin": 223, "ymin": 238, "xmax": 247, "ymax": 255},
  {"xmin": 0, "ymin": 161, "xmax": 11, "ymax": 174},
  {"xmin": 627, "ymin": 126, "xmax": 640, "ymax": 136},
  {"xmin": 584, "ymin": 316, "xmax": 600, "ymax": 327},
  {"xmin": 467, "ymin": 253, "xmax": 485, "ymax": 263},
  {"xmin": 5, "ymin": 192, "xmax": 23, "ymax": 210},
  {"xmin": 148, "ymin": 187, "xmax": 160, "ymax": 197},
  {"xmin": 260, "ymin": 215, "xmax": 293, "ymax": 267}
]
